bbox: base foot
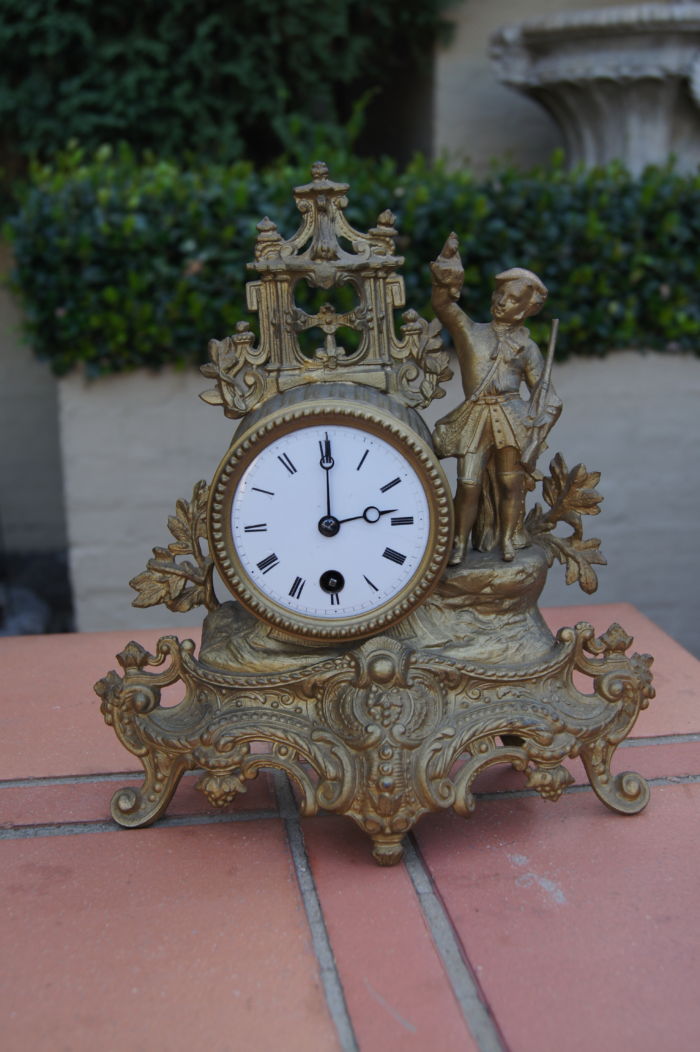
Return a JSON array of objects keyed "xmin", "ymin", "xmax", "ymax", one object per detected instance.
[{"xmin": 371, "ymin": 835, "xmax": 405, "ymax": 867}]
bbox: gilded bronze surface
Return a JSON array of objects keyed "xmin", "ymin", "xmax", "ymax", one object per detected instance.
[
  {"xmin": 97, "ymin": 163, "xmax": 654, "ymax": 865},
  {"xmin": 199, "ymin": 160, "xmax": 451, "ymax": 417}
]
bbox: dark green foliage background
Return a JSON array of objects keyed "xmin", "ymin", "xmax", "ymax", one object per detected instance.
[
  {"xmin": 8, "ymin": 146, "xmax": 699, "ymax": 376},
  {"xmin": 0, "ymin": 0, "xmax": 452, "ymax": 168}
]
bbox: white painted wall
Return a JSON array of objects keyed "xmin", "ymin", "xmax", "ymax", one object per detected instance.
[
  {"xmin": 60, "ymin": 352, "xmax": 700, "ymax": 657},
  {"xmin": 58, "ymin": 369, "xmax": 235, "ymax": 633},
  {"xmin": 0, "ymin": 245, "xmax": 66, "ymax": 553},
  {"xmin": 433, "ymin": 0, "xmax": 641, "ymax": 170}
]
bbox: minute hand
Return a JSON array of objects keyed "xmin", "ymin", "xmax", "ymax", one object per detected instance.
[
  {"xmin": 319, "ymin": 434, "xmax": 334, "ymax": 517},
  {"xmin": 337, "ymin": 506, "xmax": 397, "ymax": 525}
]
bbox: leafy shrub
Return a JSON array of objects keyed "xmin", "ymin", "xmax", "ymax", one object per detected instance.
[
  {"xmin": 7, "ymin": 146, "xmax": 700, "ymax": 376},
  {"xmin": 0, "ymin": 0, "xmax": 453, "ymax": 169}
]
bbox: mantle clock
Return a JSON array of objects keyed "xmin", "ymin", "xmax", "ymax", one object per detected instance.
[{"xmin": 95, "ymin": 163, "xmax": 654, "ymax": 865}]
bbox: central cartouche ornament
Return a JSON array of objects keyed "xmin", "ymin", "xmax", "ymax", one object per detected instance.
[{"xmin": 96, "ymin": 163, "xmax": 654, "ymax": 866}]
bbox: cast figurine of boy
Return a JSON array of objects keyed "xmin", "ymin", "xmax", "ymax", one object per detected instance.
[{"xmin": 430, "ymin": 233, "xmax": 562, "ymax": 566}]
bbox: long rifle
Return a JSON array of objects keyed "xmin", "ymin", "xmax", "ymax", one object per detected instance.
[
  {"xmin": 522, "ymin": 318, "xmax": 559, "ymax": 469},
  {"xmin": 528, "ymin": 317, "xmax": 559, "ymax": 420}
]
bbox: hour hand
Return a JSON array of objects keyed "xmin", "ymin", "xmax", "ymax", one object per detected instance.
[{"xmin": 337, "ymin": 506, "xmax": 397, "ymax": 525}]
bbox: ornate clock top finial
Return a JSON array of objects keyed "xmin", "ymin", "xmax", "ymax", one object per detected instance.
[
  {"xmin": 200, "ymin": 163, "xmax": 451, "ymax": 420},
  {"xmin": 310, "ymin": 159, "xmax": 330, "ymax": 181}
]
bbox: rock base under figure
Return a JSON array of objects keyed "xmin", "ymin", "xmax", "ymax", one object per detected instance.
[{"xmin": 390, "ymin": 543, "xmax": 554, "ymax": 666}]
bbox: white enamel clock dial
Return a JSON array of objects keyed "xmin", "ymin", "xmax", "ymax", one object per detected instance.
[
  {"xmin": 232, "ymin": 425, "xmax": 429, "ymax": 618},
  {"xmin": 208, "ymin": 401, "xmax": 453, "ymax": 641}
]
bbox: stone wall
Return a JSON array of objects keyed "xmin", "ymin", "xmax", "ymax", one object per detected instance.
[{"xmin": 60, "ymin": 352, "xmax": 700, "ymax": 656}]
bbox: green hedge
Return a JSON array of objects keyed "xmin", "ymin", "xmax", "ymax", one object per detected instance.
[
  {"xmin": 7, "ymin": 146, "xmax": 700, "ymax": 376},
  {"xmin": 0, "ymin": 0, "xmax": 453, "ymax": 169}
]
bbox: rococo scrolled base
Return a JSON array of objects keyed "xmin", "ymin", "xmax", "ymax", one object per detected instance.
[{"xmin": 95, "ymin": 595, "xmax": 654, "ymax": 866}]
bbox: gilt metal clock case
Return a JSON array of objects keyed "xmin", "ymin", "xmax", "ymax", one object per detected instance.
[{"xmin": 97, "ymin": 162, "xmax": 655, "ymax": 868}]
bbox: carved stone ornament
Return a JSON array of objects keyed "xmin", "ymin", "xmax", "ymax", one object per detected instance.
[
  {"xmin": 96, "ymin": 164, "xmax": 655, "ymax": 865},
  {"xmin": 490, "ymin": 4, "xmax": 700, "ymax": 174}
]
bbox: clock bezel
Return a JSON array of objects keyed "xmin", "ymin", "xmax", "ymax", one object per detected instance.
[{"xmin": 207, "ymin": 397, "xmax": 454, "ymax": 642}]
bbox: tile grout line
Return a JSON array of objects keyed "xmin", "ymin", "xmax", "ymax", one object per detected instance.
[
  {"xmin": 4, "ymin": 773, "xmax": 700, "ymax": 840},
  {"xmin": 0, "ymin": 772, "xmax": 150, "ymax": 788},
  {"xmin": 273, "ymin": 771, "xmax": 359, "ymax": 1052},
  {"xmin": 403, "ymin": 836, "xmax": 509, "ymax": 1052},
  {"xmin": 0, "ymin": 809, "xmax": 279, "ymax": 840},
  {"xmin": 620, "ymin": 733, "xmax": 700, "ymax": 747}
]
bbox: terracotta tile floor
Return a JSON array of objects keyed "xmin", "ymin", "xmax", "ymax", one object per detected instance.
[{"xmin": 1, "ymin": 603, "xmax": 698, "ymax": 1051}]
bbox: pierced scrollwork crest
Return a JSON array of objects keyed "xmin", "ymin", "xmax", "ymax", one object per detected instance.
[{"xmin": 197, "ymin": 161, "xmax": 452, "ymax": 418}]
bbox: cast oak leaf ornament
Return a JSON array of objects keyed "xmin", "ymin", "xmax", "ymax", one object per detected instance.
[
  {"xmin": 129, "ymin": 480, "xmax": 218, "ymax": 613},
  {"xmin": 526, "ymin": 453, "xmax": 606, "ymax": 594}
]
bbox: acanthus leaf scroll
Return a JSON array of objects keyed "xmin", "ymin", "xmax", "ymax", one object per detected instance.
[{"xmin": 130, "ymin": 480, "xmax": 218, "ymax": 613}]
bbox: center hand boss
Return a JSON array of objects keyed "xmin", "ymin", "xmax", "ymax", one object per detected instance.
[{"xmin": 337, "ymin": 506, "xmax": 398, "ymax": 525}]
